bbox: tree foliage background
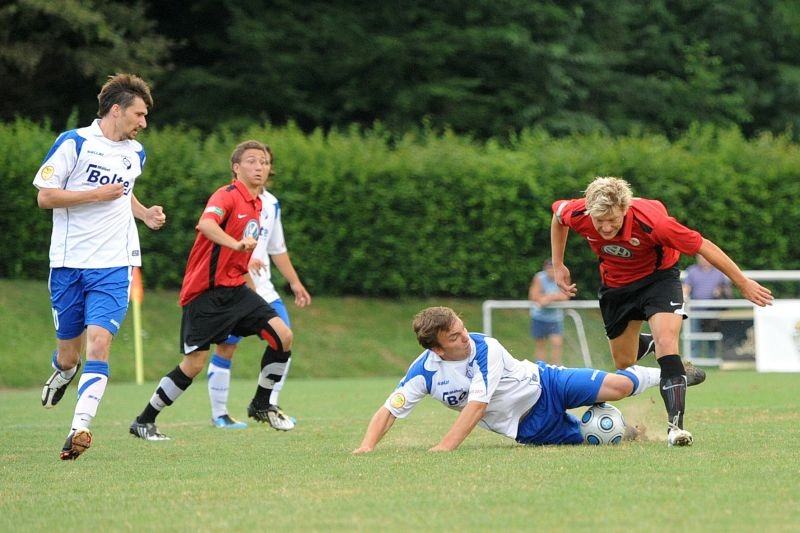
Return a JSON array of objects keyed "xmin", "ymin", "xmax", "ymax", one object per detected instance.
[
  {"xmin": 3, "ymin": 0, "xmax": 800, "ymax": 139},
  {"xmin": 3, "ymin": 0, "xmax": 800, "ymax": 298}
]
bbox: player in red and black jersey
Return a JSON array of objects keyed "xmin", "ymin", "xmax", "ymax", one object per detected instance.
[
  {"xmin": 551, "ymin": 177, "xmax": 772, "ymax": 447},
  {"xmin": 130, "ymin": 140, "xmax": 296, "ymax": 440}
]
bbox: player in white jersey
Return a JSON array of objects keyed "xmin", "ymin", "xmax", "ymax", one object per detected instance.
[
  {"xmin": 354, "ymin": 307, "xmax": 664, "ymax": 453},
  {"xmin": 205, "ymin": 181, "xmax": 311, "ymax": 430},
  {"xmin": 33, "ymin": 73, "xmax": 166, "ymax": 460}
]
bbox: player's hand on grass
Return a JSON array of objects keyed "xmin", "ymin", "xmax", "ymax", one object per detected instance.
[{"xmin": 352, "ymin": 446, "xmax": 373, "ymax": 454}]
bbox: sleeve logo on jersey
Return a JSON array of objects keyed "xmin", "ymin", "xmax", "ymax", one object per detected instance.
[
  {"xmin": 204, "ymin": 206, "xmax": 224, "ymax": 217},
  {"xmin": 390, "ymin": 392, "xmax": 406, "ymax": 409},
  {"xmin": 601, "ymin": 244, "xmax": 632, "ymax": 258},
  {"xmin": 243, "ymin": 220, "xmax": 259, "ymax": 239},
  {"xmin": 40, "ymin": 165, "xmax": 55, "ymax": 181}
]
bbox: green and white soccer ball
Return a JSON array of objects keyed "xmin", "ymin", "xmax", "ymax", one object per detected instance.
[{"xmin": 580, "ymin": 403, "xmax": 626, "ymax": 445}]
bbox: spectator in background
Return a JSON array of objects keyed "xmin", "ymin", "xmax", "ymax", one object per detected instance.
[
  {"xmin": 682, "ymin": 254, "xmax": 732, "ymax": 358},
  {"xmin": 528, "ymin": 259, "xmax": 569, "ymax": 365}
]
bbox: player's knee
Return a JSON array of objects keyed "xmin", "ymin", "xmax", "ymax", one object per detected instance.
[
  {"xmin": 181, "ymin": 352, "xmax": 208, "ymax": 378},
  {"xmin": 605, "ymin": 375, "xmax": 633, "ymax": 399},
  {"xmin": 612, "ymin": 354, "xmax": 635, "ymax": 370},
  {"xmin": 216, "ymin": 342, "xmax": 236, "ymax": 359},
  {"xmin": 279, "ymin": 328, "xmax": 294, "ymax": 351}
]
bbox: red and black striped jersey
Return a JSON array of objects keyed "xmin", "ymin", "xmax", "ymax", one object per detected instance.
[{"xmin": 179, "ymin": 179, "xmax": 261, "ymax": 306}]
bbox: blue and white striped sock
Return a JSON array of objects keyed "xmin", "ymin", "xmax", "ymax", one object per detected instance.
[
  {"xmin": 208, "ymin": 354, "xmax": 232, "ymax": 419},
  {"xmin": 71, "ymin": 360, "xmax": 109, "ymax": 430}
]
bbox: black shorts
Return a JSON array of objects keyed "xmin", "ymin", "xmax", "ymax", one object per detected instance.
[
  {"xmin": 179, "ymin": 285, "xmax": 278, "ymax": 354},
  {"xmin": 598, "ymin": 266, "xmax": 686, "ymax": 339}
]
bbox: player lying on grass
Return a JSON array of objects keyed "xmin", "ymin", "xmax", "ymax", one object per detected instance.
[{"xmin": 353, "ymin": 306, "xmax": 703, "ymax": 453}]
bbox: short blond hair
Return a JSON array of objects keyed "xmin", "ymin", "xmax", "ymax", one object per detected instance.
[
  {"xmin": 584, "ymin": 177, "xmax": 632, "ymax": 217},
  {"xmin": 412, "ymin": 306, "xmax": 459, "ymax": 349}
]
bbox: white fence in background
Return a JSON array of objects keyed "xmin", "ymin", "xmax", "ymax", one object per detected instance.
[{"xmin": 482, "ymin": 270, "xmax": 800, "ymax": 370}]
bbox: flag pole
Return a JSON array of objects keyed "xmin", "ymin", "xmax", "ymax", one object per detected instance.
[{"xmin": 131, "ymin": 267, "xmax": 145, "ymax": 385}]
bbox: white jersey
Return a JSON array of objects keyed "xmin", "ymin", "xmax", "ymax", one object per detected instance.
[
  {"xmin": 32, "ymin": 120, "xmax": 145, "ymax": 268},
  {"xmin": 384, "ymin": 333, "xmax": 543, "ymax": 439},
  {"xmin": 249, "ymin": 190, "xmax": 288, "ymax": 303}
]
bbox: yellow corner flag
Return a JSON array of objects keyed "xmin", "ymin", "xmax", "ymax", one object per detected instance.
[{"xmin": 130, "ymin": 267, "xmax": 145, "ymax": 384}]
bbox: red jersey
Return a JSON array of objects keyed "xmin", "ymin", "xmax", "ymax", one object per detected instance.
[
  {"xmin": 552, "ymin": 197, "xmax": 703, "ymax": 287},
  {"xmin": 179, "ymin": 180, "xmax": 262, "ymax": 306}
]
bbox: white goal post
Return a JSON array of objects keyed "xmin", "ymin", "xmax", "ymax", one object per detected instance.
[{"xmin": 482, "ymin": 270, "xmax": 800, "ymax": 369}]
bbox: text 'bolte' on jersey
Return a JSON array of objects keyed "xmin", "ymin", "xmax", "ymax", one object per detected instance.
[
  {"xmin": 384, "ymin": 333, "xmax": 543, "ymax": 439},
  {"xmin": 32, "ymin": 120, "xmax": 146, "ymax": 268},
  {"xmin": 249, "ymin": 189, "xmax": 288, "ymax": 304}
]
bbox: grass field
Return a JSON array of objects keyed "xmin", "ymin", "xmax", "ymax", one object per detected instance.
[
  {"xmin": 2, "ymin": 371, "xmax": 799, "ymax": 531},
  {"xmin": 2, "ymin": 278, "xmax": 799, "ymax": 530}
]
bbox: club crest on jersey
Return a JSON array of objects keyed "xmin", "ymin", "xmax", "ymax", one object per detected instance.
[
  {"xmin": 390, "ymin": 392, "xmax": 406, "ymax": 409},
  {"xmin": 122, "ymin": 156, "xmax": 132, "ymax": 170},
  {"xmin": 601, "ymin": 244, "xmax": 632, "ymax": 258},
  {"xmin": 243, "ymin": 220, "xmax": 259, "ymax": 239},
  {"xmin": 40, "ymin": 165, "xmax": 55, "ymax": 181},
  {"xmin": 629, "ymin": 237, "xmax": 640, "ymax": 246}
]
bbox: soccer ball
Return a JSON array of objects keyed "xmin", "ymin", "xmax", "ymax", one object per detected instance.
[{"xmin": 579, "ymin": 403, "xmax": 626, "ymax": 445}]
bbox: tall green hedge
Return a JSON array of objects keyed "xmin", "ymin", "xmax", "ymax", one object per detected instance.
[{"xmin": 2, "ymin": 120, "xmax": 798, "ymax": 299}]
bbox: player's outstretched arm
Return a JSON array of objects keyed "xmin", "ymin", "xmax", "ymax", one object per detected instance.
[
  {"xmin": 696, "ymin": 239, "xmax": 773, "ymax": 307},
  {"xmin": 429, "ymin": 401, "xmax": 488, "ymax": 452},
  {"xmin": 353, "ymin": 407, "xmax": 396, "ymax": 454}
]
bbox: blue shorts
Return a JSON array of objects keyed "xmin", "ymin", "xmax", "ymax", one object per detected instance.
[
  {"xmin": 48, "ymin": 266, "xmax": 131, "ymax": 339},
  {"xmin": 530, "ymin": 319, "xmax": 563, "ymax": 339},
  {"xmin": 222, "ymin": 298, "xmax": 290, "ymax": 345},
  {"xmin": 516, "ymin": 363, "xmax": 607, "ymax": 445}
]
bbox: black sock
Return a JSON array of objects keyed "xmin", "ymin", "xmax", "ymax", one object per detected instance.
[
  {"xmin": 137, "ymin": 366, "xmax": 193, "ymax": 423},
  {"xmin": 658, "ymin": 354, "xmax": 687, "ymax": 430},
  {"xmin": 253, "ymin": 348, "xmax": 292, "ymax": 408}
]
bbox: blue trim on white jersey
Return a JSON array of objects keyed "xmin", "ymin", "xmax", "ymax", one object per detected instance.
[
  {"xmin": 41, "ymin": 129, "xmax": 86, "ymax": 167},
  {"xmin": 469, "ymin": 333, "xmax": 490, "ymax": 389},
  {"xmin": 137, "ymin": 148, "xmax": 146, "ymax": 169},
  {"xmin": 399, "ymin": 351, "xmax": 435, "ymax": 393}
]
